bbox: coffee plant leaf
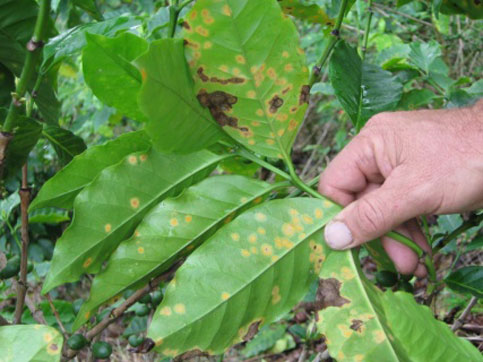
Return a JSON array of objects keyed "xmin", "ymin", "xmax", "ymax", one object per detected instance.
[
  {"xmin": 440, "ymin": 0, "xmax": 483, "ymax": 19},
  {"xmin": 73, "ymin": 175, "xmax": 277, "ymax": 330},
  {"xmin": 445, "ymin": 266, "xmax": 483, "ymax": 299},
  {"xmin": 147, "ymin": 198, "xmax": 340, "ymax": 356},
  {"xmin": 0, "ymin": 324, "xmax": 63, "ymax": 361},
  {"xmin": 30, "ymin": 131, "xmax": 151, "ymax": 211},
  {"xmin": 184, "ymin": 0, "xmax": 309, "ymax": 159},
  {"xmin": 329, "ymin": 40, "xmax": 403, "ymax": 131},
  {"xmin": 279, "ymin": 0, "xmax": 334, "ymax": 26},
  {"xmin": 408, "ymin": 41, "xmax": 442, "ymax": 75},
  {"xmin": 42, "ymin": 125, "xmax": 87, "ymax": 165},
  {"xmin": 317, "ymin": 250, "xmax": 482, "ymax": 361},
  {"xmin": 42, "ymin": 149, "xmax": 228, "ymax": 293},
  {"xmin": 29, "ymin": 207, "xmax": 70, "ymax": 225},
  {"xmin": 3, "ymin": 117, "xmax": 42, "ymax": 180},
  {"xmin": 136, "ymin": 38, "xmax": 224, "ymax": 153},
  {"xmin": 83, "ymin": 32, "xmax": 149, "ymax": 123},
  {"xmin": 41, "ymin": 15, "xmax": 141, "ymax": 71}
]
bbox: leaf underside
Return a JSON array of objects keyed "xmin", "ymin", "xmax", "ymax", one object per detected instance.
[
  {"xmin": 147, "ymin": 198, "xmax": 340, "ymax": 357},
  {"xmin": 73, "ymin": 175, "xmax": 277, "ymax": 330},
  {"xmin": 279, "ymin": 0, "xmax": 333, "ymax": 26},
  {"xmin": 183, "ymin": 0, "xmax": 309, "ymax": 159},
  {"xmin": 42, "ymin": 149, "xmax": 227, "ymax": 293}
]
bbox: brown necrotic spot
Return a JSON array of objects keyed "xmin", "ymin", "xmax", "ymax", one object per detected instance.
[
  {"xmin": 197, "ymin": 89, "xmax": 242, "ymax": 129},
  {"xmin": 182, "ymin": 21, "xmax": 191, "ymax": 30},
  {"xmin": 299, "ymin": 85, "xmax": 310, "ymax": 105},
  {"xmin": 243, "ymin": 321, "xmax": 261, "ymax": 341},
  {"xmin": 314, "ymin": 278, "xmax": 350, "ymax": 309},
  {"xmin": 197, "ymin": 67, "xmax": 245, "ymax": 84},
  {"xmin": 269, "ymin": 95, "xmax": 284, "ymax": 113},
  {"xmin": 350, "ymin": 319, "xmax": 364, "ymax": 332}
]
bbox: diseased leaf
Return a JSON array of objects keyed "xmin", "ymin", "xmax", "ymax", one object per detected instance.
[
  {"xmin": 317, "ymin": 250, "xmax": 482, "ymax": 361},
  {"xmin": 30, "ymin": 131, "xmax": 151, "ymax": 211},
  {"xmin": 43, "ymin": 125, "xmax": 87, "ymax": 165},
  {"xmin": 329, "ymin": 41, "xmax": 403, "ymax": 130},
  {"xmin": 445, "ymin": 266, "xmax": 483, "ymax": 299},
  {"xmin": 73, "ymin": 175, "xmax": 277, "ymax": 330},
  {"xmin": 0, "ymin": 324, "xmax": 63, "ymax": 361},
  {"xmin": 148, "ymin": 198, "xmax": 340, "ymax": 356},
  {"xmin": 42, "ymin": 149, "xmax": 229, "ymax": 293},
  {"xmin": 83, "ymin": 32, "xmax": 149, "ymax": 122},
  {"xmin": 184, "ymin": 0, "xmax": 309, "ymax": 159},
  {"xmin": 136, "ymin": 39, "xmax": 223, "ymax": 153},
  {"xmin": 279, "ymin": 0, "xmax": 333, "ymax": 26}
]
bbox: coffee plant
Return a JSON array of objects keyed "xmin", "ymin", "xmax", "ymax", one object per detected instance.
[{"xmin": 0, "ymin": 0, "xmax": 482, "ymax": 361}]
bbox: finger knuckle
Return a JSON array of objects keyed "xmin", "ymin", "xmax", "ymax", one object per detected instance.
[{"xmin": 354, "ymin": 198, "xmax": 387, "ymax": 239}]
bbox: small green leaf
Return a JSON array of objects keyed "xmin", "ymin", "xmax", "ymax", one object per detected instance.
[
  {"xmin": 73, "ymin": 175, "xmax": 278, "ymax": 330},
  {"xmin": 30, "ymin": 131, "xmax": 151, "ymax": 211},
  {"xmin": 29, "ymin": 208, "xmax": 70, "ymax": 225},
  {"xmin": 42, "ymin": 125, "xmax": 87, "ymax": 165},
  {"xmin": 440, "ymin": 0, "xmax": 483, "ymax": 19},
  {"xmin": 42, "ymin": 149, "xmax": 228, "ymax": 293},
  {"xmin": 136, "ymin": 38, "xmax": 224, "ymax": 153},
  {"xmin": 445, "ymin": 266, "xmax": 483, "ymax": 299},
  {"xmin": 329, "ymin": 41, "xmax": 403, "ymax": 130},
  {"xmin": 0, "ymin": 64, "xmax": 15, "ymax": 108},
  {"xmin": 279, "ymin": 0, "xmax": 334, "ymax": 26},
  {"xmin": 83, "ymin": 32, "xmax": 149, "ymax": 123},
  {"xmin": 184, "ymin": 0, "xmax": 309, "ymax": 159},
  {"xmin": 0, "ymin": 324, "xmax": 63, "ymax": 361},
  {"xmin": 408, "ymin": 41, "xmax": 442, "ymax": 74},
  {"xmin": 0, "ymin": 191, "xmax": 20, "ymax": 222},
  {"xmin": 242, "ymin": 324, "xmax": 286, "ymax": 358},
  {"xmin": 148, "ymin": 198, "xmax": 340, "ymax": 356},
  {"xmin": 317, "ymin": 250, "xmax": 482, "ymax": 361},
  {"xmin": 398, "ymin": 89, "xmax": 435, "ymax": 110}
]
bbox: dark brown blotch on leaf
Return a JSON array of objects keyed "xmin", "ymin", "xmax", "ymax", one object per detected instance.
[
  {"xmin": 182, "ymin": 21, "xmax": 191, "ymax": 30},
  {"xmin": 197, "ymin": 67, "xmax": 245, "ymax": 85},
  {"xmin": 350, "ymin": 319, "xmax": 364, "ymax": 332},
  {"xmin": 128, "ymin": 338, "xmax": 155, "ymax": 354},
  {"xmin": 243, "ymin": 321, "xmax": 261, "ymax": 341},
  {"xmin": 299, "ymin": 85, "xmax": 310, "ymax": 105},
  {"xmin": 315, "ymin": 278, "xmax": 350, "ymax": 309},
  {"xmin": 197, "ymin": 89, "xmax": 240, "ymax": 128},
  {"xmin": 269, "ymin": 95, "xmax": 284, "ymax": 113}
]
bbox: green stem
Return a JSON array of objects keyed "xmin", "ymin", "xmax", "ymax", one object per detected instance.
[
  {"xmin": 178, "ymin": 0, "xmax": 195, "ymax": 10},
  {"xmin": 434, "ymin": 213, "xmax": 483, "ymax": 253},
  {"xmin": 168, "ymin": 6, "xmax": 180, "ymax": 38},
  {"xmin": 237, "ymin": 149, "xmax": 292, "ymax": 182},
  {"xmin": 361, "ymin": 0, "xmax": 373, "ymax": 61},
  {"xmin": 309, "ymin": 0, "xmax": 349, "ymax": 86},
  {"xmin": 2, "ymin": 0, "xmax": 51, "ymax": 132}
]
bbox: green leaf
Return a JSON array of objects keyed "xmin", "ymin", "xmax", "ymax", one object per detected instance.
[
  {"xmin": 0, "ymin": 191, "xmax": 20, "ymax": 222},
  {"xmin": 408, "ymin": 41, "xmax": 442, "ymax": 74},
  {"xmin": 316, "ymin": 250, "xmax": 482, "ymax": 361},
  {"xmin": 440, "ymin": 0, "xmax": 483, "ymax": 19},
  {"xmin": 83, "ymin": 32, "xmax": 149, "ymax": 123},
  {"xmin": 241, "ymin": 324, "xmax": 286, "ymax": 358},
  {"xmin": 0, "ymin": 324, "xmax": 63, "ymax": 361},
  {"xmin": 147, "ymin": 198, "xmax": 340, "ymax": 356},
  {"xmin": 183, "ymin": 0, "xmax": 309, "ymax": 159},
  {"xmin": 30, "ymin": 131, "xmax": 151, "ymax": 211},
  {"xmin": 0, "ymin": 64, "xmax": 15, "ymax": 108},
  {"xmin": 73, "ymin": 175, "xmax": 277, "ymax": 330},
  {"xmin": 136, "ymin": 39, "xmax": 223, "ymax": 153},
  {"xmin": 42, "ymin": 15, "xmax": 142, "ymax": 71},
  {"xmin": 398, "ymin": 89, "xmax": 435, "ymax": 110},
  {"xmin": 329, "ymin": 41, "xmax": 403, "ymax": 130},
  {"xmin": 445, "ymin": 266, "xmax": 483, "ymax": 299},
  {"xmin": 3, "ymin": 118, "xmax": 42, "ymax": 180},
  {"xmin": 73, "ymin": 0, "xmax": 103, "ymax": 20},
  {"xmin": 42, "ymin": 149, "xmax": 229, "ymax": 293},
  {"xmin": 43, "ymin": 125, "xmax": 87, "ymax": 165},
  {"xmin": 278, "ymin": 0, "xmax": 334, "ymax": 26},
  {"xmin": 29, "ymin": 208, "xmax": 70, "ymax": 224}
]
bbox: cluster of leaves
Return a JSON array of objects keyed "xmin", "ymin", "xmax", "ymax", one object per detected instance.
[{"xmin": 0, "ymin": 0, "xmax": 482, "ymax": 361}]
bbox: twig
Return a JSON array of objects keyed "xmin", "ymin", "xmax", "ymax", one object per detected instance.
[
  {"xmin": 14, "ymin": 164, "xmax": 30, "ymax": 324},
  {"xmin": 452, "ymin": 296, "xmax": 478, "ymax": 332},
  {"xmin": 435, "ymin": 213, "xmax": 483, "ymax": 253},
  {"xmin": 300, "ymin": 123, "xmax": 331, "ymax": 178},
  {"xmin": 24, "ymin": 292, "xmax": 48, "ymax": 325},
  {"xmin": 46, "ymin": 293, "xmax": 68, "ymax": 338},
  {"xmin": 372, "ymin": 3, "xmax": 434, "ymax": 28},
  {"xmin": 361, "ymin": 0, "xmax": 373, "ymax": 60},
  {"xmin": 63, "ymin": 264, "xmax": 181, "ymax": 359}
]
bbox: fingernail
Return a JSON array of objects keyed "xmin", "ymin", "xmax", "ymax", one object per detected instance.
[{"xmin": 325, "ymin": 221, "xmax": 353, "ymax": 249}]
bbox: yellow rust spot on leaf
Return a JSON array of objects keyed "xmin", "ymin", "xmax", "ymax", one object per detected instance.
[
  {"xmin": 43, "ymin": 333, "xmax": 53, "ymax": 342},
  {"xmin": 174, "ymin": 303, "xmax": 186, "ymax": 314},
  {"xmin": 170, "ymin": 218, "xmax": 179, "ymax": 227},
  {"xmin": 236, "ymin": 55, "xmax": 246, "ymax": 64},
  {"xmin": 282, "ymin": 223, "xmax": 295, "ymax": 237},
  {"xmin": 373, "ymin": 330, "xmax": 386, "ymax": 343},
  {"xmin": 222, "ymin": 4, "xmax": 232, "ymax": 16},
  {"xmin": 248, "ymin": 139, "xmax": 256, "ymax": 145},
  {"xmin": 160, "ymin": 306, "xmax": 172, "ymax": 316},
  {"xmin": 250, "ymin": 246, "xmax": 258, "ymax": 254},
  {"xmin": 221, "ymin": 292, "xmax": 230, "ymax": 300},
  {"xmin": 284, "ymin": 63, "xmax": 294, "ymax": 72},
  {"xmin": 47, "ymin": 343, "xmax": 60, "ymax": 355},
  {"xmin": 137, "ymin": 247, "xmax": 144, "ymax": 254},
  {"xmin": 254, "ymin": 197, "xmax": 263, "ymax": 204},
  {"xmin": 185, "ymin": 215, "xmax": 192, "ymax": 223},
  {"xmin": 315, "ymin": 208, "xmax": 324, "ymax": 219},
  {"xmin": 282, "ymin": 51, "xmax": 289, "ymax": 58},
  {"xmin": 338, "ymin": 324, "xmax": 353, "ymax": 338},
  {"xmin": 231, "ymin": 233, "xmax": 240, "ymax": 241},
  {"xmin": 241, "ymin": 249, "xmax": 251, "ymax": 257},
  {"xmin": 274, "ymin": 237, "xmax": 283, "ymax": 249},
  {"xmin": 271, "ymin": 285, "xmax": 281, "ymax": 304},
  {"xmin": 83, "ymin": 257, "xmax": 93, "ymax": 268},
  {"xmin": 128, "ymin": 155, "xmax": 137, "ymax": 165},
  {"xmin": 276, "ymin": 113, "xmax": 288, "ymax": 122},
  {"xmin": 257, "ymin": 227, "xmax": 266, "ymax": 235},
  {"xmin": 247, "ymin": 90, "xmax": 256, "ymax": 99},
  {"xmin": 249, "ymin": 234, "xmax": 257, "ymax": 243},
  {"xmin": 341, "ymin": 266, "xmax": 355, "ymax": 280},
  {"xmin": 155, "ymin": 338, "xmax": 164, "ymax": 346},
  {"xmin": 261, "ymin": 244, "xmax": 273, "ymax": 256},
  {"xmin": 255, "ymin": 212, "xmax": 267, "ymax": 222},
  {"xmin": 130, "ymin": 197, "xmax": 140, "ymax": 209},
  {"xmin": 271, "ymin": 255, "xmax": 279, "ymax": 262},
  {"xmin": 266, "ymin": 139, "xmax": 275, "ymax": 145},
  {"xmin": 195, "ymin": 26, "xmax": 209, "ymax": 37},
  {"xmin": 282, "ymin": 238, "xmax": 294, "ymax": 249},
  {"xmin": 288, "ymin": 119, "xmax": 298, "ymax": 131},
  {"xmin": 219, "ymin": 65, "xmax": 229, "ymax": 72},
  {"xmin": 140, "ymin": 68, "xmax": 147, "ymax": 81},
  {"xmin": 203, "ymin": 41, "xmax": 212, "ymax": 49},
  {"xmin": 162, "ymin": 349, "xmax": 179, "ymax": 357},
  {"xmin": 139, "ymin": 154, "xmax": 148, "ymax": 162},
  {"xmin": 256, "ymin": 109, "xmax": 264, "ymax": 116},
  {"xmin": 189, "ymin": 10, "xmax": 197, "ymax": 20},
  {"xmin": 354, "ymin": 355, "xmax": 364, "ymax": 362},
  {"xmin": 302, "ymin": 214, "xmax": 313, "ymax": 224}
]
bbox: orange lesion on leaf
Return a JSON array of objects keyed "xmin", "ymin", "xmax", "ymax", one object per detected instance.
[
  {"xmin": 174, "ymin": 303, "xmax": 186, "ymax": 314},
  {"xmin": 250, "ymin": 246, "xmax": 258, "ymax": 254},
  {"xmin": 261, "ymin": 244, "xmax": 273, "ymax": 256},
  {"xmin": 137, "ymin": 247, "xmax": 145, "ymax": 254},
  {"xmin": 130, "ymin": 197, "xmax": 140, "ymax": 209},
  {"xmin": 140, "ymin": 68, "xmax": 147, "ymax": 81},
  {"xmin": 284, "ymin": 63, "xmax": 294, "ymax": 72},
  {"xmin": 195, "ymin": 26, "xmax": 209, "ymax": 36},
  {"xmin": 222, "ymin": 4, "xmax": 232, "ymax": 16},
  {"xmin": 83, "ymin": 257, "xmax": 93, "ymax": 268},
  {"xmin": 288, "ymin": 119, "xmax": 298, "ymax": 131},
  {"xmin": 170, "ymin": 218, "xmax": 179, "ymax": 227},
  {"xmin": 271, "ymin": 285, "xmax": 281, "ymax": 304},
  {"xmin": 128, "ymin": 155, "xmax": 138, "ymax": 165},
  {"xmin": 236, "ymin": 55, "xmax": 246, "ymax": 64},
  {"xmin": 46, "ymin": 343, "xmax": 60, "ymax": 355},
  {"xmin": 241, "ymin": 249, "xmax": 251, "ymax": 257},
  {"xmin": 257, "ymin": 227, "xmax": 266, "ymax": 235},
  {"xmin": 249, "ymin": 234, "xmax": 257, "ymax": 243},
  {"xmin": 185, "ymin": 215, "xmax": 192, "ymax": 223},
  {"xmin": 160, "ymin": 306, "xmax": 172, "ymax": 316}
]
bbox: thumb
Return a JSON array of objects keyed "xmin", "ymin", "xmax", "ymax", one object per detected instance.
[{"xmin": 324, "ymin": 175, "xmax": 424, "ymax": 250}]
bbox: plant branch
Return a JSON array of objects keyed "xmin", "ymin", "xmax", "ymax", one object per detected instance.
[
  {"xmin": 309, "ymin": 0, "xmax": 349, "ymax": 86},
  {"xmin": 452, "ymin": 296, "xmax": 478, "ymax": 332},
  {"xmin": 372, "ymin": 3, "xmax": 434, "ymax": 28},
  {"xmin": 434, "ymin": 213, "xmax": 483, "ymax": 253},
  {"xmin": 46, "ymin": 293, "xmax": 68, "ymax": 338},
  {"xmin": 63, "ymin": 263, "xmax": 181, "ymax": 359},
  {"xmin": 14, "ymin": 164, "xmax": 30, "ymax": 324},
  {"xmin": 361, "ymin": 0, "xmax": 373, "ymax": 60}
]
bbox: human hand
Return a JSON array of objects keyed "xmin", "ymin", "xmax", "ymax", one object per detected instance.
[{"xmin": 319, "ymin": 100, "xmax": 483, "ymax": 276}]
